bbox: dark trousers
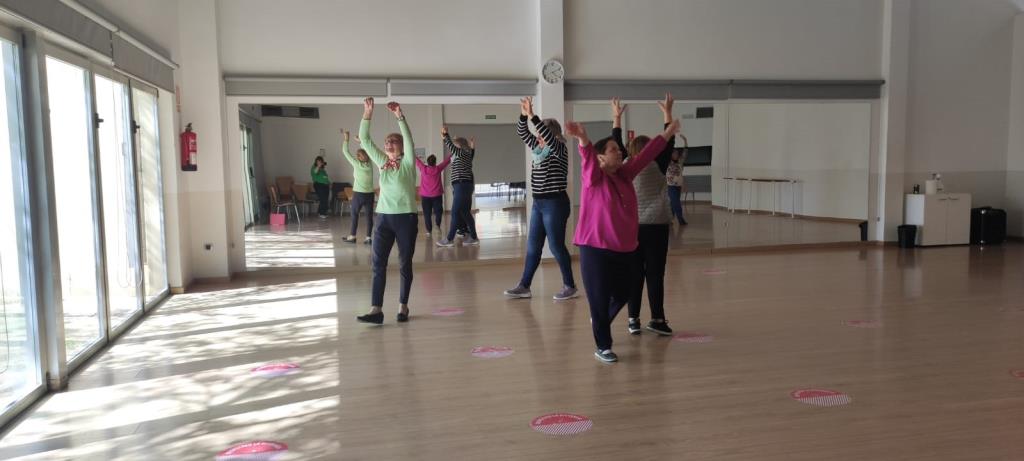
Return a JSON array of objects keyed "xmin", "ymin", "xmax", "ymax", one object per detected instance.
[
  {"xmin": 314, "ymin": 182, "xmax": 330, "ymax": 215},
  {"xmin": 371, "ymin": 213, "xmax": 418, "ymax": 307},
  {"xmin": 627, "ymin": 224, "xmax": 670, "ymax": 320},
  {"xmin": 349, "ymin": 191, "xmax": 375, "ymax": 237},
  {"xmin": 668, "ymin": 185, "xmax": 685, "ymax": 223},
  {"xmin": 579, "ymin": 245, "xmax": 637, "ymax": 351},
  {"xmin": 520, "ymin": 193, "xmax": 575, "ymax": 288},
  {"xmin": 446, "ymin": 182, "xmax": 478, "ymax": 241},
  {"xmin": 421, "ymin": 195, "xmax": 444, "ymax": 232}
]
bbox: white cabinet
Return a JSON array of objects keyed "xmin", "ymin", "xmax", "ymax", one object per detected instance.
[{"xmin": 905, "ymin": 193, "xmax": 972, "ymax": 246}]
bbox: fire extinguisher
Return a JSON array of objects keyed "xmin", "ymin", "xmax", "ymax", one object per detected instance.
[{"xmin": 181, "ymin": 123, "xmax": 197, "ymax": 171}]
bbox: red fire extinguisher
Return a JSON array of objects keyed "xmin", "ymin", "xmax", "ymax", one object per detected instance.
[{"xmin": 181, "ymin": 123, "xmax": 197, "ymax": 171}]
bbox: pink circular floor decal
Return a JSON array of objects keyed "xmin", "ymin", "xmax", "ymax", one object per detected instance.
[
  {"xmin": 790, "ymin": 389, "xmax": 852, "ymax": 407},
  {"xmin": 702, "ymin": 268, "xmax": 727, "ymax": 276},
  {"xmin": 251, "ymin": 363, "xmax": 300, "ymax": 378},
  {"xmin": 673, "ymin": 331, "xmax": 714, "ymax": 343},
  {"xmin": 843, "ymin": 320, "xmax": 882, "ymax": 328},
  {"xmin": 1010, "ymin": 370, "xmax": 1024, "ymax": 380},
  {"xmin": 530, "ymin": 413, "xmax": 593, "ymax": 435},
  {"xmin": 432, "ymin": 307, "xmax": 465, "ymax": 316},
  {"xmin": 471, "ymin": 346, "xmax": 514, "ymax": 359},
  {"xmin": 216, "ymin": 441, "xmax": 288, "ymax": 461}
]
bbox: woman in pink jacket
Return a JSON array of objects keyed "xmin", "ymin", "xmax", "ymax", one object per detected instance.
[
  {"xmin": 564, "ymin": 117, "xmax": 680, "ymax": 363},
  {"xmin": 415, "ymin": 147, "xmax": 452, "ymax": 236}
]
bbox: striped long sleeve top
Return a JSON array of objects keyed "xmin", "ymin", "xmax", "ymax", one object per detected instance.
[
  {"xmin": 443, "ymin": 134, "xmax": 475, "ymax": 184},
  {"xmin": 517, "ymin": 115, "xmax": 568, "ymax": 198}
]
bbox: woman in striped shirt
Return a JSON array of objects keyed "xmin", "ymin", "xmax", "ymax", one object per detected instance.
[
  {"xmin": 436, "ymin": 125, "xmax": 479, "ymax": 246},
  {"xmin": 504, "ymin": 97, "xmax": 578, "ymax": 301}
]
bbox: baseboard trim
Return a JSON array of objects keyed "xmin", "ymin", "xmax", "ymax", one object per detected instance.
[{"xmin": 709, "ymin": 205, "xmax": 864, "ymax": 224}]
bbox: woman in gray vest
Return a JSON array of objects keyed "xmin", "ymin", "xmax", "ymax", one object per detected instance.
[{"xmin": 612, "ymin": 94, "xmax": 682, "ymax": 336}]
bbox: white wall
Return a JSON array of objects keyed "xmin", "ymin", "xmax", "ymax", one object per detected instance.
[
  {"xmin": 81, "ymin": 0, "xmax": 181, "ymax": 59},
  {"xmin": 215, "ymin": 0, "xmax": 537, "ymax": 78},
  {"xmin": 904, "ymin": 0, "xmax": 1018, "ymax": 209},
  {"xmin": 727, "ymin": 102, "xmax": 871, "ymax": 220},
  {"xmin": 565, "ymin": 0, "xmax": 883, "ymax": 79}
]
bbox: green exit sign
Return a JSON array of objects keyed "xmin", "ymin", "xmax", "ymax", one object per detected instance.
[{"xmin": 485, "ymin": 115, "xmax": 497, "ymax": 120}]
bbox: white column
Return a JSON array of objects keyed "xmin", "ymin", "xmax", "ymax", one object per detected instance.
[
  {"xmin": 1005, "ymin": 14, "xmax": 1024, "ymax": 237},
  {"xmin": 532, "ymin": 0, "xmax": 569, "ymax": 255},
  {"xmin": 178, "ymin": 0, "xmax": 231, "ymax": 279},
  {"xmin": 873, "ymin": 0, "xmax": 912, "ymax": 241}
]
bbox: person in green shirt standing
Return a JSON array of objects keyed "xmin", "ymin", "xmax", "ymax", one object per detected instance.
[
  {"xmin": 310, "ymin": 156, "xmax": 331, "ymax": 218},
  {"xmin": 341, "ymin": 130, "xmax": 375, "ymax": 243},
  {"xmin": 356, "ymin": 97, "xmax": 418, "ymax": 325}
]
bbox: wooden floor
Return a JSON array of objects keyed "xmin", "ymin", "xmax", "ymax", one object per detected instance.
[
  {"xmin": 244, "ymin": 202, "xmax": 862, "ymax": 271},
  {"xmin": 2, "ymin": 244, "xmax": 1023, "ymax": 460}
]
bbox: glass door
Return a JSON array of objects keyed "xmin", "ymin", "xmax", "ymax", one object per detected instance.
[
  {"xmin": 0, "ymin": 31, "xmax": 43, "ymax": 423},
  {"xmin": 131, "ymin": 84, "xmax": 168, "ymax": 306},
  {"xmin": 94, "ymin": 71, "xmax": 143, "ymax": 332},
  {"xmin": 44, "ymin": 54, "xmax": 105, "ymax": 360}
]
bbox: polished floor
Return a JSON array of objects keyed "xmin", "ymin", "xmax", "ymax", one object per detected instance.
[
  {"xmin": 245, "ymin": 199, "xmax": 862, "ymax": 271},
  {"xmin": 2, "ymin": 244, "xmax": 1023, "ymax": 460}
]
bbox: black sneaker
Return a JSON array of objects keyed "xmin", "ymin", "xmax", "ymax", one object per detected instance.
[
  {"xmin": 356, "ymin": 312, "xmax": 384, "ymax": 325},
  {"xmin": 594, "ymin": 349, "xmax": 618, "ymax": 363},
  {"xmin": 627, "ymin": 318, "xmax": 642, "ymax": 335},
  {"xmin": 645, "ymin": 320, "xmax": 673, "ymax": 336},
  {"xmin": 397, "ymin": 310, "xmax": 409, "ymax": 323}
]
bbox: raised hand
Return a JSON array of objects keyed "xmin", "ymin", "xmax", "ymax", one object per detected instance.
[
  {"xmin": 342, "ymin": 129, "xmax": 350, "ymax": 142},
  {"xmin": 520, "ymin": 97, "xmax": 534, "ymax": 118},
  {"xmin": 564, "ymin": 121, "xmax": 589, "ymax": 146},
  {"xmin": 657, "ymin": 93, "xmax": 674, "ymax": 123},
  {"xmin": 469, "ymin": 137, "xmax": 476, "ymax": 149},
  {"xmin": 441, "ymin": 125, "xmax": 449, "ymax": 137},
  {"xmin": 386, "ymin": 101, "xmax": 403, "ymax": 118},
  {"xmin": 363, "ymin": 97, "xmax": 374, "ymax": 118},
  {"xmin": 354, "ymin": 135, "xmax": 362, "ymax": 144},
  {"xmin": 611, "ymin": 97, "xmax": 627, "ymax": 119}
]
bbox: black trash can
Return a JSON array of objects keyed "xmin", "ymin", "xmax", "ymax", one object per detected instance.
[
  {"xmin": 859, "ymin": 221, "xmax": 868, "ymax": 241},
  {"xmin": 897, "ymin": 225, "xmax": 917, "ymax": 248}
]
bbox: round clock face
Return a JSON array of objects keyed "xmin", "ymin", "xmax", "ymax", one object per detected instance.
[{"xmin": 542, "ymin": 60, "xmax": 564, "ymax": 84}]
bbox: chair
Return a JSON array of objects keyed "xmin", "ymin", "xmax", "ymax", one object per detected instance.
[
  {"xmin": 291, "ymin": 183, "xmax": 316, "ymax": 216},
  {"xmin": 335, "ymin": 186, "xmax": 354, "ymax": 216},
  {"xmin": 330, "ymin": 182, "xmax": 349, "ymax": 215},
  {"xmin": 268, "ymin": 184, "xmax": 300, "ymax": 224},
  {"xmin": 275, "ymin": 176, "xmax": 295, "ymax": 200}
]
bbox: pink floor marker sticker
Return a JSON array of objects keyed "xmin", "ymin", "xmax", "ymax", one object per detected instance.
[
  {"xmin": 530, "ymin": 413, "xmax": 593, "ymax": 435},
  {"xmin": 471, "ymin": 346, "xmax": 514, "ymax": 359},
  {"xmin": 432, "ymin": 307, "xmax": 465, "ymax": 317},
  {"xmin": 702, "ymin": 268, "xmax": 727, "ymax": 276},
  {"xmin": 251, "ymin": 363, "xmax": 300, "ymax": 378},
  {"xmin": 216, "ymin": 441, "xmax": 289, "ymax": 461},
  {"xmin": 843, "ymin": 320, "xmax": 882, "ymax": 328},
  {"xmin": 673, "ymin": 331, "xmax": 714, "ymax": 343},
  {"xmin": 790, "ymin": 389, "xmax": 852, "ymax": 407},
  {"xmin": 1011, "ymin": 370, "xmax": 1024, "ymax": 380}
]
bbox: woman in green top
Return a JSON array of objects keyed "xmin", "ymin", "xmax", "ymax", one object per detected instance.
[
  {"xmin": 356, "ymin": 97, "xmax": 418, "ymax": 325},
  {"xmin": 340, "ymin": 130, "xmax": 375, "ymax": 243},
  {"xmin": 310, "ymin": 156, "xmax": 330, "ymax": 218}
]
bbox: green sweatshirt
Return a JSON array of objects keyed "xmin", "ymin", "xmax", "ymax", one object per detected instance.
[
  {"xmin": 342, "ymin": 140, "xmax": 374, "ymax": 193},
  {"xmin": 359, "ymin": 118, "xmax": 417, "ymax": 214},
  {"xmin": 310, "ymin": 165, "xmax": 329, "ymax": 184}
]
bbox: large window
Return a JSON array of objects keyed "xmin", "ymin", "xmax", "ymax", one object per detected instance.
[
  {"xmin": 95, "ymin": 74, "xmax": 142, "ymax": 330},
  {"xmin": 0, "ymin": 36, "xmax": 41, "ymax": 416},
  {"xmin": 132, "ymin": 86, "xmax": 167, "ymax": 305},
  {"xmin": 45, "ymin": 55, "xmax": 103, "ymax": 360}
]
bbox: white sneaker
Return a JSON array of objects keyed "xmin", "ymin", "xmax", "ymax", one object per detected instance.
[
  {"xmin": 435, "ymin": 238, "xmax": 455, "ymax": 247},
  {"xmin": 463, "ymin": 237, "xmax": 480, "ymax": 245}
]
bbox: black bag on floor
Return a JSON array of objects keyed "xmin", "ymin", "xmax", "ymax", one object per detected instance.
[{"xmin": 970, "ymin": 207, "xmax": 1006, "ymax": 245}]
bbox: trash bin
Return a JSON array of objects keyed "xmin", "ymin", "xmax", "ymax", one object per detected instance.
[
  {"xmin": 858, "ymin": 221, "xmax": 868, "ymax": 241},
  {"xmin": 897, "ymin": 225, "xmax": 917, "ymax": 248}
]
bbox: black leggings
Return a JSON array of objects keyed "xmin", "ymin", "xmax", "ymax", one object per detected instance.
[
  {"xmin": 314, "ymin": 182, "xmax": 330, "ymax": 215},
  {"xmin": 421, "ymin": 195, "xmax": 443, "ymax": 232},
  {"xmin": 627, "ymin": 224, "xmax": 670, "ymax": 320},
  {"xmin": 579, "ymin": 245, "xmax": 637, "ymax": 351}
]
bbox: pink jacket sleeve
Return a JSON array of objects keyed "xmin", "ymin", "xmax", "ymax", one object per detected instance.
[{"xmin": 620, "ymin": 135, "xmax": 667, "ymax": 180}]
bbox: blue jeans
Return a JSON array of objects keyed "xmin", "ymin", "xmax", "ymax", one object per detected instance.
[
  {"xmin": 446, "ymin": 182, "xmax": 477, "ymax": 241},
  {"xmin": 519, "ymin": 193, "xmax": 575, "ymax": 289},
  {"xmin": 667, "ymin": 185, "xmax": 685, "ymax": 223}
]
